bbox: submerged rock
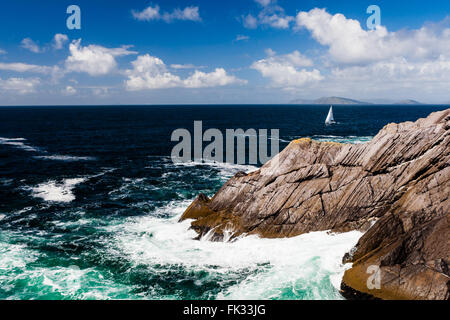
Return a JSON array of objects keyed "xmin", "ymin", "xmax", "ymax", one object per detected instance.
[{"xmin": 181, "ymin": 109, "xmax": 450, "ymax": 300}]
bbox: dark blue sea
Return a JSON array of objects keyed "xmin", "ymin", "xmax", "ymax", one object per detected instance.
[{"xmin": 0, "ymin": 105, "xmax": 447, "ymax": 300}]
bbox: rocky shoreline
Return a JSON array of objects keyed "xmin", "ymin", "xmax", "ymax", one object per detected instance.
[{"xmin": 181, "ymin": 109, "xmax": 450, "ymax": 300}]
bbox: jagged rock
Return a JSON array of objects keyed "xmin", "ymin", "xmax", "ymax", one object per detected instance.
[{"xmin": 181, "ymin": 109, "xmax": 450, "ymax": 299}]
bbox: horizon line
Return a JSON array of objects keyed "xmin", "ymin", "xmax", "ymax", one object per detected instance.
[{"xmin": 0, "ymin": 103, "xmax": 449, "ymax": 108}]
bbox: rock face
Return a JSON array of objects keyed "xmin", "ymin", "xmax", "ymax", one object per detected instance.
[{"xmin": 181, "ymin": 109, "xmax": 450, "ymax": 300}]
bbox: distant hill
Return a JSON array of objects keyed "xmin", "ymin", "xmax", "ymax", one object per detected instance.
[
  {"xmin": 290, "ymin": 96, "xmax": 370, "ymax": 105},
  {"xmin": 289, "ymin": 97, "xmax": 431, "ymax": 105},
  {"xmin": 393, "ymin": 99, "xmax": 424, "ymax": 105}
]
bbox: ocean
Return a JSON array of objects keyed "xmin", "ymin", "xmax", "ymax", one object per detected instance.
[{"xmin": 0, "ymin": 104, "xmax": 447, "ymax": 300}]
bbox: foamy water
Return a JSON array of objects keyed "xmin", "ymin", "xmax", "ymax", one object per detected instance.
[
  {"xmin": 0, "ymin": 233, "xmax": 134, "ymax": 300},
  {"xmin": 31, "ymin": 178, "xmax": 86, "ymax": 202},
  {"xmin": 310, "ymin": 135, "xmax": 373, "ymax": 144},
  {"xmin": 1, "ymin": 150, "xmax": 364, "ymax": 300},
  {"xmin": 105, "ymin": 199, "xmax": 362, "ymax": 300},
  {"xmin": 1, "ymin": 104, "xmax": 444, "ymax": 300},
  {"xmin": 0, "ymin": 137, "xmax": 97, "ymax": 161},
  {"xmin": 0, "ymin": 147, "xmax": 365, "ymax": 300},
  {"xmin": 0, "ymin": 137, "xmax": 39, "ymax": 152},
  {"xmin": 173, "ymin": 160, "xmax": 259, "ymax": 178},
  {"xmin": 33, "ymin": 155, "xmax": 96, "ymax": 161}
]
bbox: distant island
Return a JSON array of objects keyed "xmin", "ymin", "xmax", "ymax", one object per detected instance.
[
  {"xmin": 290, "ymin": 97, "xmax": 369, "ymax": 105},
  {"xmin": 289, "ymin": 96, "xmax": 425, "ymax": 105},
  {"xmin": 393, "ymin": 99, "xmax": 424, "ymax": 105}
]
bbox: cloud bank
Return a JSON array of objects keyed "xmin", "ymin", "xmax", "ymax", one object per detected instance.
[
  {"xmin": 65, "ymin": 40, "xmax": 137, "ymax": 76},
  {"xmin": 251, "ymin": 50, "xmax": 322, "ymax": 88},
  {"xmin": 125, "ymin": 54, "xmax": 246, "ymax": 90}
]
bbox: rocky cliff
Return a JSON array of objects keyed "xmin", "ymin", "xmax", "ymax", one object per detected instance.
[{"xmin": 180, "ymin": 109, "xmax": 450, "ymax": 300}]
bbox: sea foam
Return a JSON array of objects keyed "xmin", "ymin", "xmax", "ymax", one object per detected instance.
[
  {"xmin": 33, "ymin": 155, "xmax": 96, "ymax": 161},
  {"xmin": 0, "ymin": 233, "xmax": 133, "ymax": 300},
  {"xmin": 31, "ymin": 178, "xmax": 86, "ymax": 203},
  {"xmin": 311, "ymin": 135, "xmax": 373, "ymax": 144},
  {"xmin": 105, "ymin": 199, "xmax": 362, "ymax": 300},
  {"xmin": 172, "ymin": 160, "xmax": 259, "ymax": 179},
  {"xmin": 0, "ymin": 137, "xmax": 39, "ymax": 152}
]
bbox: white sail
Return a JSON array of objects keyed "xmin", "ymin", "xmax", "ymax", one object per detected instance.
[{"xmin": 325, "ymin": 105, "xmax": 335, "ymax": 125}]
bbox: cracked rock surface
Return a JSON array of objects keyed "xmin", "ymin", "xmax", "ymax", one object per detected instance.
[{"xmin": 181, "ymin": 109, "xmax": 449, "ymax": 300}]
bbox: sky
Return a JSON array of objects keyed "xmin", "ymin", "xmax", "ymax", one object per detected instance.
[{"xmin": 0, "ymin": 0, "xmax": 449, "ymax": 105}]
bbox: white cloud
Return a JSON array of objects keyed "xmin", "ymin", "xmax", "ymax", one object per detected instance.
[
  {"xmin": 65, "ymin": 39, "xmax": 137, "ymax": 76},
  {"xmin": 243, "ymin": 3, "xmax": 294, "ymax": 29},
  {"xmin": 329, "ymin": 56, "xmax": 450, "ymax": 90},
  {"xmin": 125, "ymin": 54, "xmax": 181, "ymax": 90},
  {"xmin": 132, "ymin": 5, "xmax": 201, "ymax": 23},
  {"xmin": 0, "ymin": 62, "xmax": 63, "ymax": 82},
  {"xmin": 63, "ymin": 85, "xmax": 77, "ymax": 95},
  {"xmin": 170, "ymin": 64, "xmax": 205, "ymax": 69},
  {"xmin": 243, "ymin": 14, "xmax": 258, "ymax": 29},
  {"xmin": 53, "ymin": 34, "xmax": 69, "ymax": 50},
  {"xmin": 0, "ymin": 62, "xmax": 56, "ymax": 74},
  {"xmin": 183, "ymin": 68, "xmax": 247, "ymax": 88},
  {"xmin": 21, "ymin": 38, "xmax": 41, "ymax": 53},
  {"xmin": 283, "ymin": 51, "xmax": 314, "ymax": 67},
  {"xmin": 283, "ymin": 8, "xmax": 450, "ymax": 100},
  {"xmin": 288, "ymin": 55, "xmax": 450, "ymax": 101},
  {"xmin": 295, "ymin": 8, "xmax": 450, "ymax": 65},
  {"xmin": 0, "ymin": 48, "xmax": 6, "ymax": 55},
  {"xmin": 0, "ymin": 77, "xmax": 40, "ymax": 94},
  {"xmin": 259, "ymin": 10, "xmax": 293, "ymax": 29},
  {"xmin": 163, "ymin": 6, "xmax": 201, "ymax": 22},
  {"xmin": 235, "ymin": 35, "xmax": 250, "ymax": 42},
  {"xmin": 251, "ymin": 50, "xmax": 321, "ymax": 88},
  {"xmin": 125, "ymin": 54, "xmax": 246, "ymax": 90},
  {"xmin": 254, "ymin": 0, "xmax": 273, "ymax": 6},
  {"xmin": 265, "ymin": 48, "xmax": 276, "ymax": 57},
  {"xmin": 132, "ymin": 5, "xmax": 161, "ymax": 21}
]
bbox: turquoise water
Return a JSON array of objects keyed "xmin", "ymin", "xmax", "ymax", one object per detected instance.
[
  {"xmin": 0, "ymin": 160, "xmax": 362, "ymax": 300},
  {"xmin": 0, "ymin": 105, "xmax": 447, "ymax": 300}
]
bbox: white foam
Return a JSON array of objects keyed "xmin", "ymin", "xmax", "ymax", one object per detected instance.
[
  {"xmin": 0, "ymin": 137, "xmax": 98, "ymax": 161},
  {"xmin": 38, "ymin": 265, "xmax": 135, "ymax": 299},
  {"xmin": 33, "ymin": 155, "xmax": 96, "ymax": 161},
  {"xmin": 29, "ymin": 168, "xmax": 115, "ymax": 203},
  {"xmin": 31, "ymin": 178, "xmax": 86, "ymax": 203},
  {"xmin": 310, "ymin": 135, "xmax": 373, "ymax": 145},
  {"xmin": 0, "ymin": 241, "xmax": 38, "ymax": 271},
  {"xmin": 0, "ymin": 241, "xmax": 133, "ymax": 299},
  {"xmin": 0, "ymin": 137, "xmax": 39, "ymax": 152},
  {"xmin": 0, "ymin": 227, "xmax": 137, "ymax": 300},
  {"xmin": 173, "ymin": 160, "xmax": 258, "ymax": 179},
  {"xmin": 105, "ymin": 200, "xmax": 363, "ymax": 300},
  {"xmin": 0, "ymin": 137, "xmax": 26, "ymax": 142}
]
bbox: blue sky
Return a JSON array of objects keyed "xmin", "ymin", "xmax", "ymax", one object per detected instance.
[{"xmin": 0, "ymin": 0, "xmax": 449, "ymax": 105}]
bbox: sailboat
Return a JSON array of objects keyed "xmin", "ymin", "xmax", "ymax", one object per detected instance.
[{"xmin": 325, "ymin": 105, "xmax": 336, "ymax": 125}]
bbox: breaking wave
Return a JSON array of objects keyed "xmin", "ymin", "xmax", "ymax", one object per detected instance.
[
  {"xmin": 0, "ymin": 137, "xmax": 39, "ymax": 152},
  {"xmin": 105, "ymin": 201, "xmax": 362, "ymax": 300},
  {"xmin": 30, "ymin": 178, "xmax": 86, "ymax": 203},
  {"xmin": 33, "ymin": 155, "xmax": 96, "ymax": 161}
]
